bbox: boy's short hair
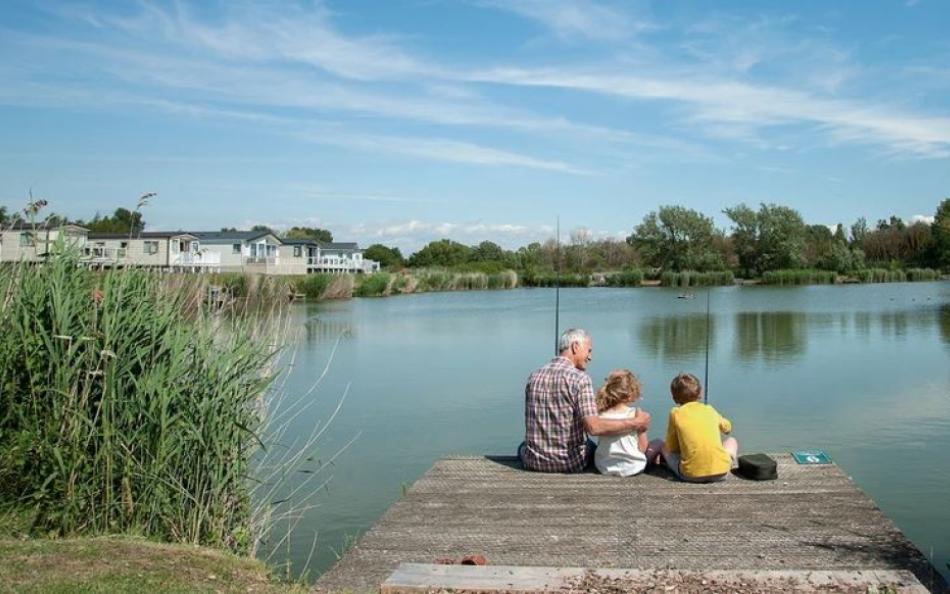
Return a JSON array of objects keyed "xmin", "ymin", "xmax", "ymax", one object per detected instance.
[
  {"xmin": 596, "ymin": 369, "xmax": 641, "ymax": 413},
  {"xmin": 670, "ymin": 372, "xmax": 703, "ymax": 405}
]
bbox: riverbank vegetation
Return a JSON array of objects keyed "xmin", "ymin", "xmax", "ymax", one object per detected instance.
[{"xmin": 347, "ymin": 197, "xmax": 949, "ymax": 292}]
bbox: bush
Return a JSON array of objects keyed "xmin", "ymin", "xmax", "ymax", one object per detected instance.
[
  {"xmin": 659, "ymin": 270, "xmax": 734, "ymax": 287},
  {"xmin": 293, "ymin": 273, "xmax": 334, "ymax": 299},
  {"xmin": 354, "ymin": 272, "xmax": 391, "ymax": 297},
  {"xmin": 853, "ymin": 268, "xmax": 905, "ymax": 283},
  {"xmin": 760, "ymin": 269, "xmax": 837, "ymax": 286},
  {"xmin": 520, "ymin": 271, "xmax": 590, "ymax": 287},
  {"xmin": 605, "ymin": 269, "xmax": 644, "ymax": 287}
]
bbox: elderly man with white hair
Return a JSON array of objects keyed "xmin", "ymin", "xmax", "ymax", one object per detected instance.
[{"xmin": 520, "ymin": 328, "xmax": 651, "ymax": 473}]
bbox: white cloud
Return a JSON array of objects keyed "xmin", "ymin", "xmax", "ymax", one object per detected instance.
[
  {"xmin": 909, "ymin": 214, "xmax": 934, "ymax": 225},
  {"xmin": 479, "ymin": 0, "xmax": 654, "ymax": 42}
]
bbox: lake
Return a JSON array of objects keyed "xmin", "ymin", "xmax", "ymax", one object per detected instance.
[{"xmin": 263, "ymin": 282, "xmax": 950, "ymax": 582}]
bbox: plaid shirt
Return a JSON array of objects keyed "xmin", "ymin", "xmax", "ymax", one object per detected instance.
[{"xmin": 523, "ymin": 356, "xmax": 598, "ymax": 473}]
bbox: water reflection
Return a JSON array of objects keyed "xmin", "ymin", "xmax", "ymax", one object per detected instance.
[
  {"xmin": 940, "ymin": 305, "xmax": 950, "ymax": 348},
  {"xmin": 733, "ymin": 311, "xmax": 807, "ymax": 363},
  {"xmin": 302, "ymin": 318, "xmax": 353, "ymax": 344},
  {"xmin": 636, "ymin": 314, "xmax": 715, "ymax": 362}
]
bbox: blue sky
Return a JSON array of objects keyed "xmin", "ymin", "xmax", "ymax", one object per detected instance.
[{"xmin": 1, "ymin": 0, "xmax": 949, "ymax": 253}]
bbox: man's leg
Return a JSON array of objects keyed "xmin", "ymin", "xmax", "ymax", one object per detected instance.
[
  {"xmin": 517, "ymin": 441, "xmax": 527, "ymax": 466},
  {"xmin": 585, "ymin": 438, "xmax": 597, "ymax": 470},
  {"xmin": 723, "ymin": 436, "xmax": 739, "ymax": 468}
]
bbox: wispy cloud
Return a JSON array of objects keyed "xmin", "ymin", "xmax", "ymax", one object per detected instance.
[{"xmin": 478, "ymin": 0, "xmax": 654, "ymax": 42}]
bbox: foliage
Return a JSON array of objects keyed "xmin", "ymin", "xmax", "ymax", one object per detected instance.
[
  {"xmin": 293, "ymin": 273, "xmax": 334, "ymax": 299},
  {"xmin": 408, "ymin": 239, "xmax": 472, "ymax": 267},
  {"xmin": 520, "ymin": 271, "xmax": 590, "ymax": 287},
  {"xmin": 724, "ymin": 203, "xmax": 807, "ymax": 275},
  {"xmin": 0, "ymin": 250, "xmax": 279, "ymax": 552},
  {"xmin": 354, "ymin": 272, "xmax": 391, "ymax": 297},
  {"xmin": 760, "ymin": 269, "xmax": 838, "ymax": 285},
  {"xmin": 629, "ymin": 206, "xmax": 725, "ymax": 272},
  {"xmin": 250, "ymin": 225, "xmax": 274, "ymax": 234},
  {"xmin": 0, "ymin": 206, "xmax": 7, "ymax": 226},
  {"xmin": 604, "ymin": 269, "xmax": 644, "ymax": 287},
  {"xmin": 284, "ymin": 227, "xmax": 332, "ymax": 243},
  {"xmin": 77, "ymin": 208, "xmax": 144, "ymax": 234},
  {"xmin": 931, "ymin": 198, "xmax": 950, "ymax": 271},
  {"xmin": 659, "ymin": 270, "xmax": 734, "ymax": 287},
  {"xmin": 363, "ymin": 244, "xmax": 405, "ymax": 269}
]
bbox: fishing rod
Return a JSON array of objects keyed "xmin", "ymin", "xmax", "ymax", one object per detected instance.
[
  {"xmin": 554, "ymin": 216, "xmax": 560, "ymax": 356},
  {"xmin": 703, "ymin": 288, "xmax": 711, "ymax": 404}
]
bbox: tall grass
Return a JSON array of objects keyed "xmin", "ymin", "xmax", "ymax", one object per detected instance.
[
  {"xmin": 354, "ymin": 272, "xmax": 391, "ymax": 297},
  {"xmin": 520, "ymin": 271, "xmax": 590, "ymax": 287},
  {"xmin": 906, "ymin": 268, "xmax": 938, "ymax": 282},
  {"xmin": 760, "ymin": 269, "xmax": 838, "ymax": 286},
  {"xmin": 605, "ymin": 269, "xmax": 644, "ymax": 287},
  {"xmin": 0, "ymin": 249, "xmax": 282, "ymax": 553},
  {"xmin": 659, "ymin": 270, "xmax": 735, "ymax": 288},
  {"xmin": 292, "ymin": 273, "xmax": 335, "ymax": 299}
]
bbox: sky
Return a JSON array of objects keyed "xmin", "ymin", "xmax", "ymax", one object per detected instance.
[{"xmin": 1, "ymin": 0, "xmax": 949, "ymax": 253}]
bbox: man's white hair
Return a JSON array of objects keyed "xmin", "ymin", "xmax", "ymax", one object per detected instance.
[{"xmin": 558, "ymin": 328, "xmax": 590, "ymax": 353}]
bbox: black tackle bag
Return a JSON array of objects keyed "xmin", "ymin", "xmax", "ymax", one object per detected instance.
[{"xmin": 736, "ymin": 453, "xmax": 777, "ymax": 481}]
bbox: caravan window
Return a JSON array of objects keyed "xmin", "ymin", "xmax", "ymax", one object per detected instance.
[
  {"xmin": 19, "ymin": 232, "xmax": 34, "ymax": 247},
  {"xmin": 144, "ymin": 241, "xmax": 159, "ymax": 255},
  {"xmin": 294, "ymin": 246, "xmax": 302, "ymax": 257},
  {"xmin": 232, "ymin": 243, "xmax": 241, "ymax": 254}
]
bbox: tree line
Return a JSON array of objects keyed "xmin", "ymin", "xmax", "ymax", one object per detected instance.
[{"xmin": 365, "ymin": 198, "xmax": 950, "ymax": 276}]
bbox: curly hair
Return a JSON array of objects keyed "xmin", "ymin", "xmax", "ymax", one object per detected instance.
[{"xmin": 596, "ymin": 369, "xmax": 642, "ymax": 413}]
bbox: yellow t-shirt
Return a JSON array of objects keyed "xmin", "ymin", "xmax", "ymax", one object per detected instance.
[{"xmin": 665, "ymin": 401, "xmax": 733, "ymax": 478}]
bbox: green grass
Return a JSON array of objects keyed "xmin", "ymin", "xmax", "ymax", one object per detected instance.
[
  {"xmin": 0, "ymin": 536, "xmax": 305, "ymax": 594},
  {"xmin": 520, "ymin": 271, "xmax": 590, "ymax": 287},
  {"xmin": 659, "ymin": 270, "xmax": 734, "ymax": 288},
  {"xmin": 292, "ymin": 273, "xmax": 334, "ymax": 299},
  {"xmin": 760, "ymin": 269, "xmax": 838, "ymax": 286},
  {"xmin": 0, "ymin": 247, "xmax": 281, "ymax": 553}
]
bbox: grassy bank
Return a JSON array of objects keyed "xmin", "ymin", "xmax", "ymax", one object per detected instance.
[
  {"xmin": 760, "ymin": 267, "xmax": 941, "ymax": 285},
  {"xmin": 0, "ymin": 534, "xmax": 304, "ymax": 594}
]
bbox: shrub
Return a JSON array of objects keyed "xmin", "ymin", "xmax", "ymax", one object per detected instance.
[
  {"xmin": 354, "ymin": 272, "xmax": 391, "ymax": 297},
  {"xmin": 605, "ymin": 269, "xmax": 644, "ymax": 287},
  {"xmin": 294, "ymin": 273, "xmax": 334, "ymax": 299}
]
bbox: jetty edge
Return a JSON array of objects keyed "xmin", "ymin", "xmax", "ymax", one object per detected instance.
[{"xmin": 314, "ymin": 454, "xmax": 947, "ymax": 593}]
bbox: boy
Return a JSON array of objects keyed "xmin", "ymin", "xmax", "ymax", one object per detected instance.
[{"xmin": 662, "ymin": 372, "xmax": 738, "ymax": 482}]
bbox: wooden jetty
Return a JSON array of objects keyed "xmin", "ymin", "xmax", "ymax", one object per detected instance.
[{"xmin": 314, "ymin": 454, "xmax": 946, "ymax": 593}]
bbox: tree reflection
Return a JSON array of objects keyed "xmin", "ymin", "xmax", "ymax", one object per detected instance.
[
  {"xmin": 940, "ymin": 305, "xmax": 950, "ymax": 349},
  {"xmin": 303, "ymin": 319, "xmax": 353, "ymax": 344},
  {"xmin": 636, "ymin": 314, "xmax": 714, "ymax": 362},
  {"xmin": 733, "ymin": 311, "xmax": 807, "ymax": 363}
]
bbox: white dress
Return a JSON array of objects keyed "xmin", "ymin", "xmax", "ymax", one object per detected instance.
[{"xmin": 594, "ymin": 407, "xmax": 647, "ymax": 477}]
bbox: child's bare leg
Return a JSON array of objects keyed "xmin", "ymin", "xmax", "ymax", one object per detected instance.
[
  {"xmin": 723, "ymin": 436, "xmax": 739, "ymax": 468},
  {"xmin": 644, "ymin": 439, "xmax": 664, "ymax": 466}
]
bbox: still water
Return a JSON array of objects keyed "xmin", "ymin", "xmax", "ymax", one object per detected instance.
[{"xmin": 267, "ymin": 283, "xmax": 950, "ymax": 581}]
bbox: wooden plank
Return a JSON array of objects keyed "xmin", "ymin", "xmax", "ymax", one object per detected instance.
[
  {"xmin": 380, "ymin": 564, "xmax": 930, "ymax": 594},
  {"xmin": 313, "ymin": 455, "xmax": 947, "ymax": 593}
]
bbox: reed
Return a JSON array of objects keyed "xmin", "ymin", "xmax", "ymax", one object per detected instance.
[
  {"xmin": 605, "ymin": 269, "xmax": 644, "ymax": 287},
  {"xmin": 760, "ymin": 269, "xmax": 838, "ymax": 286},
  {"xmin": 0, "ymin": 247, "xmax": 284, "ymax": 553},
  {"xmin": 905, "ymin": 268, "xmax": 937, "ymax": 282},
  {"xmin": 293, "ymin": 273, "xmax": 335, "ymax": 299},
  {"xmin": 520, "ymin": 271, "xmax": 590, "ymax": 287},
  {"xmin": 354, "ymin": 272, "xmax": 391, "ymax": 297},
  {"xmin": 659, "ymin": 270, "xmax": 734, "ymax": 287}
]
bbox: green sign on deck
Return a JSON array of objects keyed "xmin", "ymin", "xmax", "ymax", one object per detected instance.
[{"xmin": 792, "ymin": 450, "xmax": 831, "ymax": 464}]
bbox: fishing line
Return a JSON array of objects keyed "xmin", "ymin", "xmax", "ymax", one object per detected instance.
[
  {"xmin": 703, "ymin": 288, "xmax": 711, "ymax": 404},
  {"xmin": 554, "ymin": 215, "xmax": 560, "ymax": 355}
]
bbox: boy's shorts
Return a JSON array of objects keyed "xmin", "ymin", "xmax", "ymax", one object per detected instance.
[{"xmin": 664, "ymin": 451, "xmax": 735, "ymax": 483}]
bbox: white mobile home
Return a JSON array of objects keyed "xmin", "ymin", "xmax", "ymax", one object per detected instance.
[
  {"xmin": 191, "ymin": 231, "xmax": 282, "ymax": 274},
  {"xmin": 82, "ymin": 232, "xmax": 220, "ymax": 271},
  {"xmin": 0, "ymin": 223, "xmax": 88, "ymax": 263}
]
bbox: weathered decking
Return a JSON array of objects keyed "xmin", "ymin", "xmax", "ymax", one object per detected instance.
[{"xmin": 314, "ymin": 455, "xmax": 946, "ymax": 593}]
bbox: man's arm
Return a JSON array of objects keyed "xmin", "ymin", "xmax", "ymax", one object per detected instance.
[{"xmin": 583, "ymin": 409, "xmax": 651, "ymax": 437}]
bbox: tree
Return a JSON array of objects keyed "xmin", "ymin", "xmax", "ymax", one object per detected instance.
[
  {"xmin": 364, "ymin": 244, "xmax": 405, "ymax": 269},
  {"xmin": 469, "ymin": 240, "xmax": 506, "ymax": 263},
  {"xmin": 850, "ymin": 217, "xmax": 868, "ymax": 247},
  {"xmin": 0, "ymin": 206, "xmax": 9, "ymax": 227},
  {"xmin": 408, "ymin": 239, "xmax": 472, "ymax": 267},
  {"xmin": 804, "ymin": 224, "xmax": 834, "ymax": 269},
  {"xmin": 81, "ymin": 208, "xmax": 144, "ymax": 234},
  {"xmin": 250, "ymin": 224, "xmax": 274, "ymax": 234},
  {"xmin": 724, "ymin": 203, "xmax": 806, "ymax": 275},
  {"xmin": 929, "ymin": 198, "xmax": 950, "ymax": 270},
  {"xmin": 285, "ymin": 226, "xmax": 333, "ymax": 243},
  {"xmin": 628, "ymin": 205, "xmax": 724, "ymax": 271},
  {"xmin": 220, "ymin": 227, "xmax": 238, "ymax": 232}
]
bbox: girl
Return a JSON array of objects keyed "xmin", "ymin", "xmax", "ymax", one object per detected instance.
[{"xmin": 594, "ymin": 369, "xmax": 664, "ymax": 476}]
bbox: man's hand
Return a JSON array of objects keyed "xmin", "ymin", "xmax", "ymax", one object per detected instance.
[{"xmin": 629, "ymin": 409, "xmax": 651, "ymax": 433}]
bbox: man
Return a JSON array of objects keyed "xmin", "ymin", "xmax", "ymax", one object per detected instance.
[{"xmin": 521, "ymin": 328, "xmax": 651, "ymax": 472}]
